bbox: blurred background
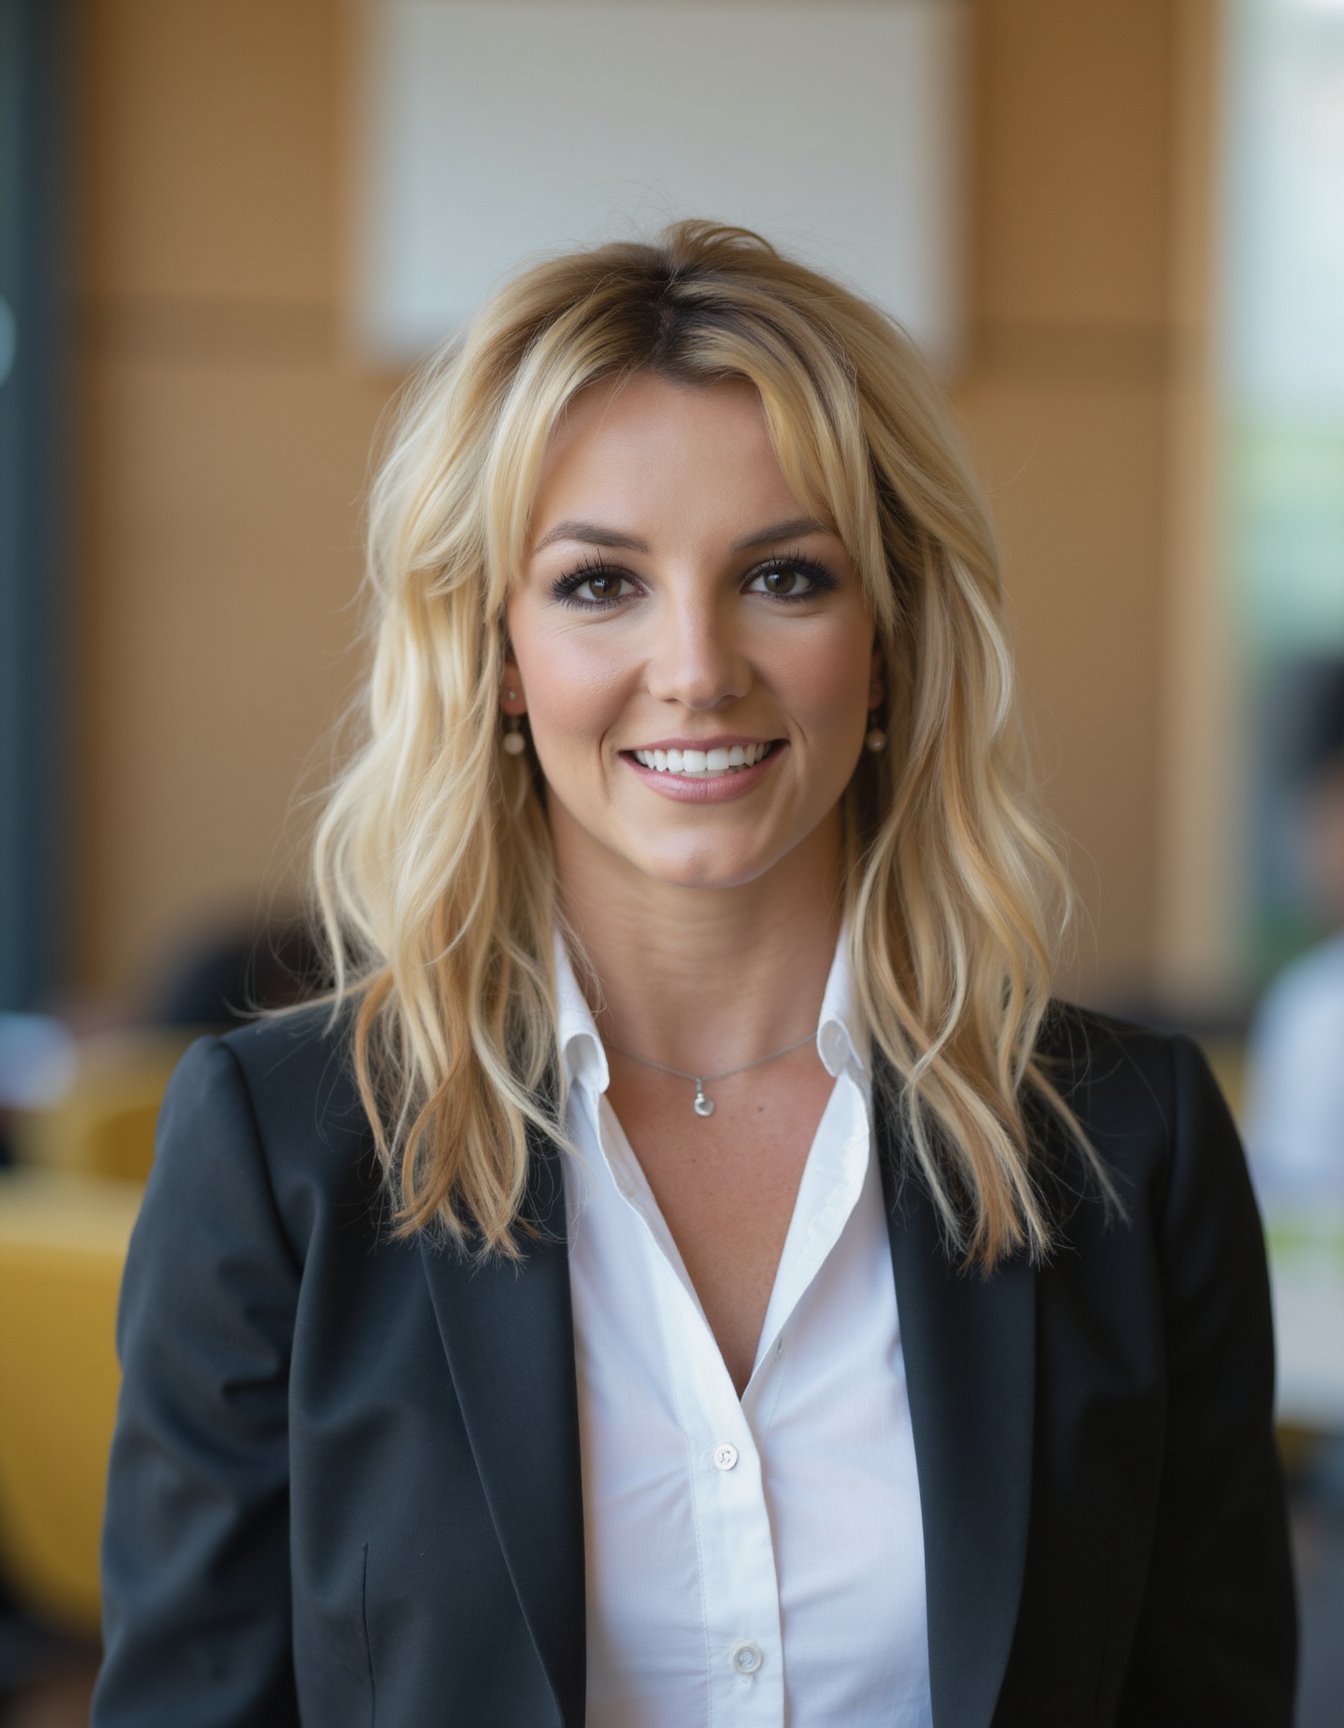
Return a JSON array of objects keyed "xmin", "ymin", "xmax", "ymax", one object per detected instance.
[{"xmin": 1, "ymin": 0, "xmax": 1342, "ymax": 1722}]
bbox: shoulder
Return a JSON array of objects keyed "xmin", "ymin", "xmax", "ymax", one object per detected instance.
[
  {"xmin": 215, "ymin": 999, "xmax": 367, "ymax": 1149},
  {"xmin": 1035, "ymin": 999, "xmax": 1179, "ymax": 1106},
  {"xmin": 1032, "ymin": 1001, "xmax": 1250, "ymax": 1238},
  {"xmin": 1035, "ymin": 999, "xmax": 1209, "ymax": 1140},
  {"xmin": 152, "ymin": 999, "xmax": 378, "ymax": 1261}
]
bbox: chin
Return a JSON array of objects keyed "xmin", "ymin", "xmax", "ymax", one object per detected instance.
[{"xmin": 629, "ymin": 842, "xmax": 787, "ymax": 893}]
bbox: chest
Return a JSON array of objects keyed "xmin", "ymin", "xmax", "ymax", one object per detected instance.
[
  {"xmin": 563, "ymin": 1092, "xmax": 931, "ymax": 1727},
  {"xmin": 604, "ymin": 1056, "xmax": 838, "ymax": 1391}
]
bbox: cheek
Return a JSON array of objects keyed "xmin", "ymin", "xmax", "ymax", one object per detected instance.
[
  {"xmin": 787, "ymin": 626, "xmax": 875, "ymax": 733},
  {"xmin": 515, "ymin": 635, "xmax": 633, "ymax": 741}
]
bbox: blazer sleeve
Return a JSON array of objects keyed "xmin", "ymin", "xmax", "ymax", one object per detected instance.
[
  {"xmin": 92, "ymin": 1036, "xmax": 301, "ymax": 1727},
  {"xmin": 1115, "ymin": 1033, "xmax": 1297, "ymax": 1725}
]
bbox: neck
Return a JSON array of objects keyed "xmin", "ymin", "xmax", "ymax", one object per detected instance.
[{"xmin": 557, "ymin": 840, "xmax": 845, "ymax": 1075}]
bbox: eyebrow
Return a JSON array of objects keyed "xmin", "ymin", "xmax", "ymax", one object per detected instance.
[{"xmin": 530, "ymin": 515, "xmax": 830, "ymax": 557}]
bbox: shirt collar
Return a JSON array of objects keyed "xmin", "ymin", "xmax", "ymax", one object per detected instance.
[
  {"xmin": 552, "ymin": 920, "xmax": 869, "ymax": 1095},
  {"xmin": 553, "ymin": 928, "xmax": 611, "ymax": 1097},
  {"xmin": 816, "ymin": 922, "xmax": 870, "ymax": 1080}
]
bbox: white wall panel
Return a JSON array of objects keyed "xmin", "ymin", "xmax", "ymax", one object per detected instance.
[{"xmin": 353, "ymin": 0, "xmax": 968, "ymax": 364}]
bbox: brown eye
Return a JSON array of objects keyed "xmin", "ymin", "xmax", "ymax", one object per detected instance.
[
  {"xmin": 745, "ymin": 556, "xmax": 838, "ymax": 603},
  {"xmin": 553, "ymin": 567, "xmax": 637, "ymax": 607},
  {"xmin": 573, "ymin": 570, "xmax": 633, "ymax": 604}
]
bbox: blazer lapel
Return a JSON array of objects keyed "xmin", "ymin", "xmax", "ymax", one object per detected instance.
[
  {"xmin": 878, "ymin": 1099, "xmax": 1037, "ymax": 1728},
  {"xmin": 418, "ymin": 1127, "xmax": 585, "ymax": 1728}
]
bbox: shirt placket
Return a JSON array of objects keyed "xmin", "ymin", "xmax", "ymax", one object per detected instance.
[
  {"xmin": 679, "ymin": 1312, "xmax": 784, "ymax": 1723},
  {"xmin": 595, "ymin": 1097, "xmax": 787, "ymax": 1724}
]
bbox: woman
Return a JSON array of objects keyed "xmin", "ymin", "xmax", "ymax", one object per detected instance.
[{"xmin": 94, "ymin": 222, "xmax": 1296, "ymax": 1726}]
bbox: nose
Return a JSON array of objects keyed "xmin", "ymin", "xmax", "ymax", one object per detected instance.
[{"xmin": 645, "ymin": 594, "xmax": 751, "ymax": 709}]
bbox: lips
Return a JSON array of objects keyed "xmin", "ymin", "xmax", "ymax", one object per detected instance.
[
  {"xmin": 621, "ymin": 739, "xmax": 784, "ymax": 804},
  {"xmin": 628, "ymin": 740, "xmax": 775, "ymax": 778}
]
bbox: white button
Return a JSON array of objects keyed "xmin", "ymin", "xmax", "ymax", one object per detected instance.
[
  {"xmin": 713, "ymin": 1443, "xmax": 738, "ymax": 1471},
  {"xmin": 730, "ymin": 1640, "xmax": 763, "ymax": 1675}
]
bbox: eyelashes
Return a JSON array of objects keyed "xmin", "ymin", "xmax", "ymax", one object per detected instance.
[
  {"xmin": 548, "ymin": 550, "xmax": 840, "ymax": 611},
  {"xmin": 744, "ymin": 555, "xmax": 840, "ymax": 602},
  {"xmin": 549, "ymin": 556, "xmax": 639, "ymax": 609}
]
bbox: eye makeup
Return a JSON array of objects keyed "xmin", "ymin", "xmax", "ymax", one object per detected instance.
[
  {"xmin": 742, "ymin": 550, "xmax": 840, "ymax": 602},
  {"xmin": 547, "ymin": 549, "xmax": 841, "ymax": 611},
  {"xmin": 549, "ymin": 556, "xmax": 638, "ymax": 609}
]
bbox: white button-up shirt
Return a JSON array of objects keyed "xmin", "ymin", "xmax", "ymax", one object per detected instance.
[{"xmin": 558, "ymin": 931, "xmax": 932, "ymax": 1727}]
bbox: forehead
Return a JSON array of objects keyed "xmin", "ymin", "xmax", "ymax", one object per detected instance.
[{"xmin": 527, "ymin": 373, "xmax": 810, "ymax": 549}]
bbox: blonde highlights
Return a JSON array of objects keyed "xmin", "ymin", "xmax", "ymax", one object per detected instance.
[{"xmin": 313, "ymin": 221, "xmax": 1104, "ymax": 1267}]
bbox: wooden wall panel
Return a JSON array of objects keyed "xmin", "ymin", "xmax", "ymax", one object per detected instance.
[
  {"xmin": 955, "ymin": 374, "xmax": 1167, "ymax": 996},
  {"xmin": 78, "ymin": 351, "xmax": 385, "ymax": 992},
  {"xmin": 84, "ymin": 0, "xmax": 337, "ymax": 305},
  {"xmin": 75, "ymin": 0, "xmax": 378, "ymax": 996},
  {"xmin": 973, "ymin": 0, "xmax": 1173, "ymax": 331}
]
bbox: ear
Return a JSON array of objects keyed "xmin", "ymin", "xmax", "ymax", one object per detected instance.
[
  {"xmin": 500, "ymin": 661, "xmax": 527, "ymax": 717},
  {"xmin": 868, "ymin": 645, "xmax": 884, "ymax": 708}
]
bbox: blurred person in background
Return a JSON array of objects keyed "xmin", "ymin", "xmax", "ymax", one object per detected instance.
[
  {"xmin": 1245, "ymin": 658, "xmax": 1344, "ymax": 1209},
  {"xmin": 92, "ymin": 225, "xmax": 1296, "ymax": 1727}
]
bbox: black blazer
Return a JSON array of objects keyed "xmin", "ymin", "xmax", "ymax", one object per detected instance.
[{"xmin": 93, "ymin": 1004, "xmax": 1296, "ymax": 1727}]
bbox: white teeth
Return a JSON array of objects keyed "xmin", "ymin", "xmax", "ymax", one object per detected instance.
[{"xmin": 631, "ymin": 742, "xmax": 772, "ymax": 776}]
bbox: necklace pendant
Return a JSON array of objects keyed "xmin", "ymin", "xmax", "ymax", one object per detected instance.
[{"xmin": 692, "ymin": 1080, "xmax": 716, "ymax": 1118}]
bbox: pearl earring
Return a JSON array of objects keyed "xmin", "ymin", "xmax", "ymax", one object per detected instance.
[
  {"xmin": 866, "ymin": 680, "xmax": 886, "ymax": 752},
  {"xmin": 502, "ymin": 690, "xmax": 527, "ymax": 755}
]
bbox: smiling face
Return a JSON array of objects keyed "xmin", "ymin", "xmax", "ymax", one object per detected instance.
[{"xmin": 503, "ymin": 372, "xmax": 879, "ymax": 906}]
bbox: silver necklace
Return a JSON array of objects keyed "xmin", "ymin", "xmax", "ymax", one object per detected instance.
[{"xmin": 604, "ymin": 1030, "xmax": 816, "ymax": 1118}]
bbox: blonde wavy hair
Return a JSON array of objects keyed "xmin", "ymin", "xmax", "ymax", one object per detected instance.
[{"xmin": 313, "ymin": 220, "xmax": 1102, "ymax": 1269}]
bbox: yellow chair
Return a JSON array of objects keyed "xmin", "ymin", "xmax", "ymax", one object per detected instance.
[
  {"xmin": 8, "ymin": 1030, "xmax": 192, "ymax": 1182},
  {"xmin": 0, "ymin": 1169, "xmax": 143, "ymax": 1632}
]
